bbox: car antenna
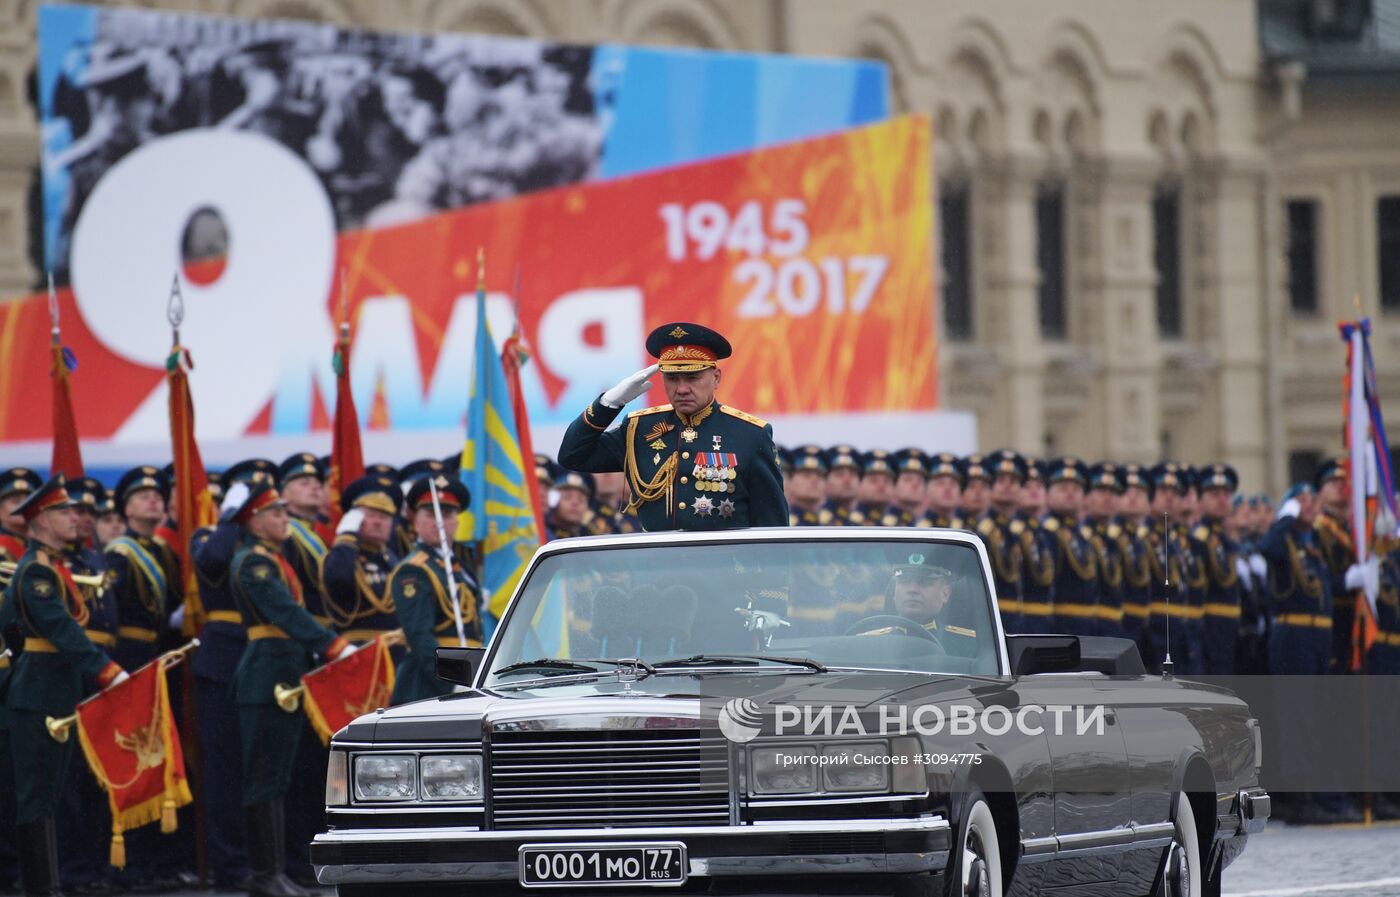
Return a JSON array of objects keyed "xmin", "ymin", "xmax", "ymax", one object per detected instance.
[{"xmin": 1160, "ymin": 510, "xmax": 1174, "ymax": 680}]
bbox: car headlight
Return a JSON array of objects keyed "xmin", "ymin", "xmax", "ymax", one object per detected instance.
[
  {"xmin": 821, "ymin": 742, "xmax": 890, "ymax": 792},
  {"xmin": 325, "ymin": 750, "xmax": 348, "ymax": 806},
  {"xmin": 750, "ymin": 745, "xmax": 817, "ymax": 794},
  {"xmin": 420, "ymin": 754, "xmax": 483, "ymax": 802},
  {"xmin": 353, "ymin": 754, "xmax": 416, "ymax": 802}
]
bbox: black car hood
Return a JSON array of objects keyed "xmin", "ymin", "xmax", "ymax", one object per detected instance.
[{"xmin": 337, "ymin": 669, "xmax": 1004, "ymax": 744}]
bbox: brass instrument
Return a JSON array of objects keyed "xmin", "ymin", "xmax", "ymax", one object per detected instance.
[
  {"xmin": 0, "ymin": 560, "xmax": 106, "ymax": 595},
  {"xmin": 46, "ymin": 639, "xmax": 201, "ymax": 743},
  {"xmin": 274, "ymin": 629, "xmax": 404, "ymax": 714}
]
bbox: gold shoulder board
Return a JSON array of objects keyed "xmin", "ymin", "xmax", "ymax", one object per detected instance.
[
  {"xmin": 719, "ymin": 405, "xmax": 769, "ymax": 428},
  {"xmin": 1043, "ymin": 517, "xmax": 1060, "ymax": 532},
  {"xmin": 1107, "ymin": 523, "xmax": 1122, "ymax": 539},
  {"xmin": 977, "ymin": 518, "xmax": 995, "ymax": 536},
  {"xmin": 1010, "ymin": 519, "xmax": 1026, "ymax": 535},
  {"xmin": 1192, "ymin": 525, "xmax": 1210, "ymax": 542},
  {"xmin": 627, "ymin": 403, "xmax": 674, "ymax": 419},
  {"xmin": 945, "ymin": 624, "xmax": 977, "ymax": 638}
]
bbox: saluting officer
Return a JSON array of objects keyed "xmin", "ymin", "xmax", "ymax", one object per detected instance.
[
  {"xmin": 1043, "ymin": 458, "xmax": 1099, "ymax": 635},
  {"xmin": 1017, "ymin": 460, "xmax": 1057, "ymax": 634},
  {"xmin": 882, "ymin": 449, "xmax": 930, "ymax": 527},
  {"xmin": 545, "ymin": 472, "xmax": 595, "ymax": 541},
  {"xmin": 228, "ymin": 481, "xmax": 352, "ymax": 897},
  {"xmin": 3, "ymin": 476, "xmax": 127, "ymax": 897},
  {"xmin": 855, "ymin": 450, "xmax": 896, "ymax": 521},
  {"xmin": 787, "ymin": 446, "xmax": 829, "ymax": 525},
  {"xmin": 1195, "ymin": 464, "xmax": 1244, "ymax": 674},
  {"xmin": 977, "ymin": 450, "xmax": 1026, "ymax": 633},
  {"xmin": 1084, "ymin": 463, "xmax": 1125, "ymax": 638},
  {"xmin": 921, "ymin": 453, "xmax": 965, "ymax": 529},
  {"xmin": 557, "ymin": 323, "xmax": 788, "ymax": 531},
  {"xmin": 821, "ymin": 445, "xmax": 866, "ymax": 525},
  {"xmin": 1116, "ymin": 465, "xmax": 1157, "ymax": 665},
  {"xmin": 1259, "ymin": 483, "xmax": 1334, "ymax": 675},
  {"xmin": 322, "ymin": 474, "xmax": 403, "ymax": 644},
  {"xmin": 388, "ymin": 476, "xmax": 484, "ymax": 705}
]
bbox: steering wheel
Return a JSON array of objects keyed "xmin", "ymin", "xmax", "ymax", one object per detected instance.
[{"xmin": 844, "ymin": 615, "xmax": 947, "ymax": 652}]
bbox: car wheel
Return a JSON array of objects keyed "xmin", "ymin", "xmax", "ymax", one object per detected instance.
[
  {"xmin": 945, "ymin": 791, "xmax": 1002, "ymax": 897},
  {"xmin": 1159, "ymin": 792, "xmax": 1203, "ymax": 897}
]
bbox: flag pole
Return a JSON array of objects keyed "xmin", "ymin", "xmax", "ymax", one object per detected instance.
[
  {"xmin": 45, "ymin": 639, "xmax": 202, "ymax": 741},
  {"xmin": 429, "ymin": 477, "xmax": 468, "ymax": 648}
]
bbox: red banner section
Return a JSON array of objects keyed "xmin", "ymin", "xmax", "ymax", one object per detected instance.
[{"xmin": 0, "ymin": 116, "xmax": 934, "ymax": 450}]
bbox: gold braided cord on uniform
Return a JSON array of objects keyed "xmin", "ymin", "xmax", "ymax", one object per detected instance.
[
  {"xmin": 984, "ymin": 525, "xmax": 1023, "ymax": 587},
  {"xmin": 1174, "ymin": 530, "xmax": 1208, "ymax": 590},
  {"xmin": 1056, "ymin": 525, "xmax": 1098, "ymax": 581},
  {"xmin": 1119, "ymin": 535, "xmax": 1151, "ymax": 588},
  {"xmin": 623, "ymin": 416, "xmax": 677, "ymax": 516},
  {"xmin": 389, "ymin": 555, "xmax": 476, "ymax": 633},
  {"xmin": 1091, "ymin": 533, "xmax": 1122, "ymax": 588},
  {"xmin": 1020, "ymin": 527, "xmax": 1055, "ymax": 588},
  {"xmin": 321, "ymin": 561, "xmax": 397, "ymax": 630},
  {"xmin": 1204, "ymin": 532, "xmax": 1239, "ymax": 588},
  {"xmin": 1268, "ymin": 534, "xmax": 1324, "ymax": 605}
]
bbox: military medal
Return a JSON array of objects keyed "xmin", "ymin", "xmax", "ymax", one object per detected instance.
[
  {"xmin": 681, "ymin": 427, "xmax": 698, "ymax": 443},
  {"xmin": 718, "ymin": 499, "xmax": 735, "ymax": 518},
  {"xmin": 712, "ymin": 435, "xmax": 722, "ymax": 450},
  {"xmin": 653, "ymin": 452, "xmax": 661, "ymax": 465},
  {"xmin": 693, "ymin": 496, "xmax": 714, "ymax": 516}
]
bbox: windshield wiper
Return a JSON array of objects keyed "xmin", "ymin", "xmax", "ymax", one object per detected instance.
[
  {"xmin": 491, "ymin": 657, "xmax": 656, "ymax": 678},
  {"xmin": 651, "ymin": 654, "xmax": 827, "ymax": 673}
]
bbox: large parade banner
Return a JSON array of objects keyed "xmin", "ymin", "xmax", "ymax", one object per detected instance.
[
  {"xmin": 0, "ymin": 116, "xmax": 937, "ymax": 467},
  {"xmin": 36, "ymin": 2, "xmax": 886, "ymax": 275}
]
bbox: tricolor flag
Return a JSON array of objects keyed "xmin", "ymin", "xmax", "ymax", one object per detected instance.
[
  {"xmin": 1340, "ymin": 317, "xmax": 1398, "ymax": 670},
  {"xmin": 455, "ymin": 250, "xmax": 544, "ymax": 627},
  {"xmin": 74, "ymin": 660, "xmax": 193, "ymax": 867},
  {"xmin": 299, "ymin": 635, "xmax": 396, "ymax": 745}
]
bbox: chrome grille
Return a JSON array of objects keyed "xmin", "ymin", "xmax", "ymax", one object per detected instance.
[{"xmin": 488, "ymin": 729, "xmax": 731, "ymax": 829}]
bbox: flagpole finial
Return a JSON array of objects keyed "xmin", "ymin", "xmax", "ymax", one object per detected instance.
[
  {"xmin": 338, "ymin": 267, "xmax": 350, "ymax": 336},
  {"xmin": 476, "ymin": 246, "xmax": 485, "ymax": 293},
  {"xmin": 167, "ymin": 273, "xmax": 185, "ymax": 342},
  {"xmin": 46, "ymin": 272, "xmax": 60, "ymax": 336}
]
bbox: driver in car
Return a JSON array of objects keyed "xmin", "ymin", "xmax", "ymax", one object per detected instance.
[{"xmin": 856, "ymin": 552, "xmax": 980, "ymax": 657}]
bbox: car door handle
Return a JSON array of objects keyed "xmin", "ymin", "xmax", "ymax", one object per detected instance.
[{"xmin": 1103, "ymin": 710, "xmax": 1117, "ymax": 725}]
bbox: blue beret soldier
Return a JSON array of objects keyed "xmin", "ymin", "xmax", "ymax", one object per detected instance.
[
  {"xmin": 388, "ymin": 476, "xmax": 484, "ymax": 705},
  {"xmin": 557, "ymin": 322, "xmax": 788, "ymax": 531}
]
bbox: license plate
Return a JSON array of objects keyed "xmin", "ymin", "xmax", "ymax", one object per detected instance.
[{"xmin": 519, "ymin": 842, "xmax": 687, "ymax": 888}]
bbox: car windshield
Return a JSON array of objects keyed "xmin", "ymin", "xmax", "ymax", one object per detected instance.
[{"xmin": 485, "ymin": 538, "xmax": 1000, "ymax": 685}]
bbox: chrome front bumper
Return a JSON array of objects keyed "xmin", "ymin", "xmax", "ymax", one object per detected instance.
[{"xmin": 313, "ymin": 815, "xmax": 951, "ymax": 886}]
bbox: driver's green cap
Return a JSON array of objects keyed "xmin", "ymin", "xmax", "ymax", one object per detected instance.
[{"xmin": 893, "ymin": 551, "xmax": 952, "ymax": 580}]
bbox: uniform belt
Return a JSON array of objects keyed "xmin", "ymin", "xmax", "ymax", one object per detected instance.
[
  {"xmin": 247, "ymin": 625, "xmax": 289, "ymax": 640},
  {"xmin": 342, "ymin": 628, "xmax": 394, "ymax": 643},
  {"xmin": 118, "ymin": 626, "xmax": 158, "ymax": 643},
  {"xmin": 1376, "ymin": 631, "xmax": 1400, "ymax": 647},
  {"xmin": 1094, "ymin": 606, "xmax": 1124, "ymax": 621},
  {"xmin": 206, "ymin": 610, "xmax": 243, "ymax": 625},
  {"xmin": 85, "ymin": 630, "xmax": 117, "ymax": 647},
  {"xmin": 1019, "ymin": 602, "xmax": 1054, "ymax": 617},
  {"xmin": 998, "ymin": 598, "xmax": 1024, "ymax": 613},
  {"xmin": 1276, "ymin": 613, "xmax": 1332, "ymax": 629},
  {"xmin": 1149, "ymin": 602, "xmax": 1204, "ymax": 620},
  {"xmin": 312, "ymin": 615, "xmax": 333, "ymax": 628},
  {"xmin": 0, "ymin": 655, "xmax": 7, "ymax": 669},
  {"xmin": 1203, "ymin": 603, "xmax": 1241, "ymax": 619},
  {"xmin": 1054, "ymin": 603, "xmax": 1100, "ymax": 619},
  {"xmin": 24, "ymin": 638, "xmax": 57, "ymax": 653},
  {"xmin": 436, "ymin": 635, "xmax": 483, "ymax": 648},
  {"xmin": 1121, "ymin": 605, "xmax": 1150, "ymax": 618}
]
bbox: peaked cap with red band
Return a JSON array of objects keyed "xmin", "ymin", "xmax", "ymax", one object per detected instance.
[
  {"xmin": 15, "ymin": 474, "xmax": 77, "ymax": 522},
  {"xmin": 645, "ymin": 322, "xmax": 732, "ymax": 373}
]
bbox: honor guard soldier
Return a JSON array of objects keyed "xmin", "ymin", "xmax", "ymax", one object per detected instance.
[
  {"xmin": 94, "ymin": 489, "xmax": 124, "ymax": 548},
  {"xmin": 1116, "ymin": 465, "xmax": 1157, "ymax": 664},
  {"xmin": 593, "ymin": 472, "xmax": 641, "ymax": 535},
  {"xmin": 882, "ymin": 449, "xmax": 931, "ymax": 527},
  {"xmin": 545, "ymin": 472, "xmax": 595, "ymax": 541},
  {"xmin": 1043, "ymin": 458, "xmax": 1099, "ymax": 635},
  {"xmin": 389, "ymin": 476, "xmax": 484, "ymax": 705},
  {"xmin": 821, "ymin": 445, "xmax": 866, "ymax": 525},
  {"xmin": 1017, "ymin": 460, "xmax": 1056, "ymax": 634},
  {"xmin": 1370, "ymin": 550, "xmax": 1400, "ymax": 674},
  {"xmin": 189, "ymin": 464, "xmax": 273, "ymax": 891},
  {"xmin": 959, "ymin": 454, "xmax": 993, "ymax": 522},
  {"xmin": 787, "ymin": 445, "xmax": 829, "ymax": 525},
  {"xmin": 1146, "ymin": 464, "xmax": 1196, "ymax": 672},
  {"xmin": 228, "ymin": 481, "xmax": 353, "ymax": 897},
  {"xmin": 557, "ymin": 323, "xmax": 788, "ymax": 531},
  {"xmin": 3, "ymin": 477, "xmax": 127, "ymax": 897},
  {"xmin": 1312, "ymin": 458, "xmax": 1367, "ymax": 671},
  {"xmin": 856, "ymin": 450, "xmax": 896, "ymax": 521},
  {"xmin": 922, "ymin": 453, "xmax": 965, "ymax": 528},
  {"xmin": 978, "ymin": 450, "xmax": 1027, "ymax": 632},
  {"xmin": 105, "ymin": 466, "xmax": 181, "ymax": 674},
  {"xmin": 322, "ymin": 475, "xmax": 403, "ymax": 644},
  {"xmin": 1195, "ymin": 464, "xmax": 1244, "ymax": 674},
  {"xmin": 0, "ymin": 468, "xmax": 42, "ymax": 560},
  {"xmin": 1173, "ymin": 466, "xmax": 1208, "ymax": 675},
  {"xmin": 278, "ymin": 453, "xmax": 332, "ymax": 628},
  {"xmin": 396, "ymin": 459, "xmax": 447, "ymax": 557},
  {"xmin": 1084, "ymin": 463, "xmax": 1126, "ymax": 637}
]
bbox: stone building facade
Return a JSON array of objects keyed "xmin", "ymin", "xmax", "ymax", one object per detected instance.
[{"xmin": 0, "ymin": 0, "xmax": 1395, "ymax": 493}]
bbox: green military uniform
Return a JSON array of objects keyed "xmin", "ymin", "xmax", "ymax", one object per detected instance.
[
  {"xmin": 558, "ymin": 323, "xmax": 787, "ymax": 531},
  {"xmin": 389, "ymin": 476, "xmax": 483, "ymax": 706}
]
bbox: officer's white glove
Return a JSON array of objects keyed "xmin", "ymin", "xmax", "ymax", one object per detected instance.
[
  {"xmin": 1361, "ymin": 556, "xmax": 1381, "ymax": 602},
  {"xmin": 336, "ymin": 508, "xmax": 365, "ymax": 536},
  {"xmin": 736, "ymin": 607, "xmax": 790, "ymax": 633},
  {"xmin": 1249, "ymin": 554, "xmax": 1267, "ymax": 579},
  {"xmin": 1345, "ymin": 563, "xmax": 1367, "ymax": 590},
  {"xmin": 168, "ymin": 605, "xmax": 185, "ymax": 631},
  {"xmin": 1276, "ymin": 498, "xmax": 1301, "ymax": 521},
  {"xmin": 335, "ymin": 642, "xmax": 360, "ymax": 661},
  {"xmin": 220, "ymin": 481, "xmax": 251, "ymax": 521},
  {"xmin": 1234, "ymin": 557, "xmax": 1253, "ymax": 590},
  {"xmin": 111, "ymin": 670, "xmax": 131, "ymax": 686},
  {"xmin": 600, "ymin": 364, "xmax": 660, "ymax": 409}
]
